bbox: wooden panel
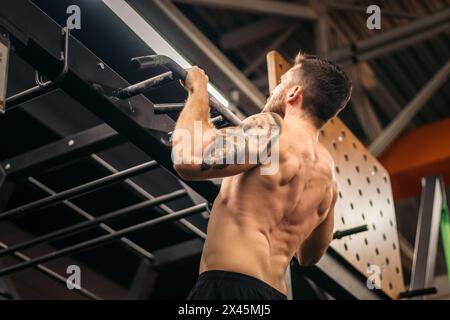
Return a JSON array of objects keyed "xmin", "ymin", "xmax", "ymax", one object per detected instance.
[
  {"xmin": 266, "ymin": 50, "xmax": 291, "ymax": 93},
  {"xmin": 266, "ymin": 51, "xmax": 405, "ymax": 299},
  {"xmin": 321, "ymin": 118, "xmax": 405, "ymax": 299}
]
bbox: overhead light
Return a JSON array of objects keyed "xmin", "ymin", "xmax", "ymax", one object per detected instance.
[{"xmin": 102, "ymin": 0, "xmax": 229, "ymax": 107}]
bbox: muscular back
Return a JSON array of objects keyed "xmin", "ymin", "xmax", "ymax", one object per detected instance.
[{"xmin": 199, "ymin": 116, "xmax": 337, "ymax": 294}]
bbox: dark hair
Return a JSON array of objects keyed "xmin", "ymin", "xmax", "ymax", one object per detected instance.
[{"xmin": 292, "ymin": 52, "xmax": 352, "ymax": 127}]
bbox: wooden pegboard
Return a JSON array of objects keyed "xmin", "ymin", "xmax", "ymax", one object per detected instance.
[{"xmin": 321, "ymin": 118, "xmax": 405, "ymax": 299}]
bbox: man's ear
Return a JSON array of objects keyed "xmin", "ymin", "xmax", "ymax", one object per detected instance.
[{"xmin": 287, "ymin": 85, "xmax": 302, "ymax": 105}]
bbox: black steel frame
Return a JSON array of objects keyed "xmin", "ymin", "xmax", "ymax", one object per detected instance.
[
  {"xmin": 0, "ymin": 161, "xmax": 101, "ymax": 299},
  {"xmin": 0, "ymin": 203, "xmax": 207, "ymax": 277},
  {"xmin": 1, "ymin": 124, "xmax": 123, "ymax": 180},
  {"xmin": 404, "ymin": 176, "xmax": 446, "ymax": 299}
]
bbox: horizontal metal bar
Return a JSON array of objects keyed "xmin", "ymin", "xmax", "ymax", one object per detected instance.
[
  {"xmin": 153, "ymin": 103, "xmax": 184, "ymax": 114},
  {"xmin": 91, "ymin": 154, "xmax": 208, "ymax": 240},
  {"xmin": 27, "ymin": 177, "xmax": 156, "ymax": 261},
  {"xmin": 134, "ymin": 55, "xmax": 242, "ymax": 125},
  {"xmin": 5, "ymin": 85, "xmax": 58, "ymax": 110},
  {"xmin": 210, "ymin": 115, "xmax": 223, "ymax": 124},
  {"xmin": 0, "ymin": 203, "xmax": 207, "ymax": 277},
  {"xmin": 131, "ymin": 0, "xmax": 266, "ymax": 113},
  {"xmin": 155, "ymin": 104, "xmax": 225, "ymax": 126},
  {"xmin": 131, "ymin": 55, "xmax": 186, "ymax": 77},
  {"xmin": 0, "ymin": 161, "xmax": 158, "ymax": 221},
  {"xmin": 116, "ymin": 71, "xmax": 173, "ymax": 99},
  {"xmin": 333, "ymin": 224, "xmax": 368, "ymax": 240},
  {"xmin": 399, "ymin": 287, "xmax": 437, "ymax": 299},
  {"xmin": 1, "ymin": 124, "xmax": 123, "ymax": 180},
  {"xmin": 0, "ymin": 189, "xmax": 187, "ymax": 257},
  {"xmin": 0, "ymin": 241, "xmax": 100, "ymax": 300}
]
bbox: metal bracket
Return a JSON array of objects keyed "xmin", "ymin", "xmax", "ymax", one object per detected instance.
[{"xmin": 4, "ymin": 27, "xmax": 69, "ymax": 110}]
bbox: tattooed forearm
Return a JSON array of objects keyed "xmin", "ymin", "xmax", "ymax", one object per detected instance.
[{"xmin": 200, "ymin": 138, "xmax": 230, "ymax": 171}]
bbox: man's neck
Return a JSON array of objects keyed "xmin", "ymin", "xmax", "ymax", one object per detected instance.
[{"xmin": 283, "ymin": 108, "xmax": 320, "ymax": 143}]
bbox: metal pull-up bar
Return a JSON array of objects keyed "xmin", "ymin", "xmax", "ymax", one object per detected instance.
[{"xmin": 131, "ymin": 54, "xmax": 242, "ymax": 126}]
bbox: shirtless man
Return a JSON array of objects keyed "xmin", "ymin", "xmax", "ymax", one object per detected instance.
[{"xmin": 172, "ymin": 53, "xmax": 352, "ymax": 300}]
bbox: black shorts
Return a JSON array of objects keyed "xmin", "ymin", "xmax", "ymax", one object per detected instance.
[{"xmin": 187, "ymin": 270, "xmax": 287, "ymax": 300}]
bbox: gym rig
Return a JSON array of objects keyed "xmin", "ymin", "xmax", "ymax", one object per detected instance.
[{"xmin": 0, "ymin": 0, "xmax": 447, "ymax": 300}]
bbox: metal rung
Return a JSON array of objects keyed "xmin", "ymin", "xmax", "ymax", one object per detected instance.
[
  {"xmin": 115, "ymin": 71, "xmax": 173, "ymax": 99},
  {"xmin": 0, "ymin": 241, "xmax": 100, "ymax": 300},
  {"xmin": 0, "ymin": 203, "xmax": 207, "ymax": 277},
  {"xmin": 154, "ymin": 103, "xmax": 184, "ymax": 114},
  {"xmin": 27, "ymin": 177, "xmax": 156, "ymax": 261},
  {"xmin": 399, "ymin": 287, "xmax": 437, "ymax": 299},
  {"xmin": 0, "ymin": 161, "xmax": 159, "ymax": 222},
  {"xmin": 131, "ymin": 55, "xmax": 242, "ymax": 126},
  {"xmin": 0, "ymin": 189, "xmax": 187, "ymax": 257}
]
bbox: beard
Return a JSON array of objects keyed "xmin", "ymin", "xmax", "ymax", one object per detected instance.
[{"xmin": 263, "ymin": 88, "xmax": 287, "ymax": 116}]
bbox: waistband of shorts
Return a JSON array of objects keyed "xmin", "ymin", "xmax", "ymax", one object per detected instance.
[{"xmin": 197, "ymin": 270, "xmax": 287, "ymax": 299}]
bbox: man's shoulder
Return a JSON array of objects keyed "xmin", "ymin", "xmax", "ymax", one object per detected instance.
[
  {"xmin": 316, "ymin": 142, "xmax": 334, "ymax": 164},
  {"xmin": 315, "ymin": 143, "xmax": 337, "ymax": 183},
  {"xmin": 242, "ymin": 112, "xmax": 283, "ymax": 129}
]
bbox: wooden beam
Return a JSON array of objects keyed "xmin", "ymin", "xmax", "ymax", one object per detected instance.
[
  {"xmin": 315, "ymin": 18, "xmax": 329, "ymax": 54},
  {"xmin": 380, "ymin": 117, "xmax": 450, "ymax": 200},
  {"xmin": 327, "ymin": 3, "xmax": 419, "ymax": 20},
  {"xmin": 220, "ymin": 18, "xmax": 290, "ymax": 50},
  {"xmin": 173, "ymin": 0, "xmax": 317, "ymax": 20},
  {"xmin": 370, "ymin": 60, "xmax": 450, "ymax": 157},
  {"xmin": 308, "ymin": 1, "xmax": 384, "ymax": 143},
  {"xmin": 244, "ymin": 23, "xmax": 298, "ymax": 76},
  {"xmin": 349, "ymin": 66, "xmax": 384, "ymax": 142},
  {"xmin": 150, "ymin": 0, "xmax": 267, "ymax": 110},
  {"xmin": 358, "ymin": 63, "xmax": 403, "ymax": 121}
]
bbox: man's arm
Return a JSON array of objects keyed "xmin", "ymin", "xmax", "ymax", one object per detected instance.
[
  {"xmin": 296, "ymin": 182, "xmax": 338, "ymax": 266},
  {"xmin": 172, "ymin": 67, "xmax": 282, "ymax": 180}
]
